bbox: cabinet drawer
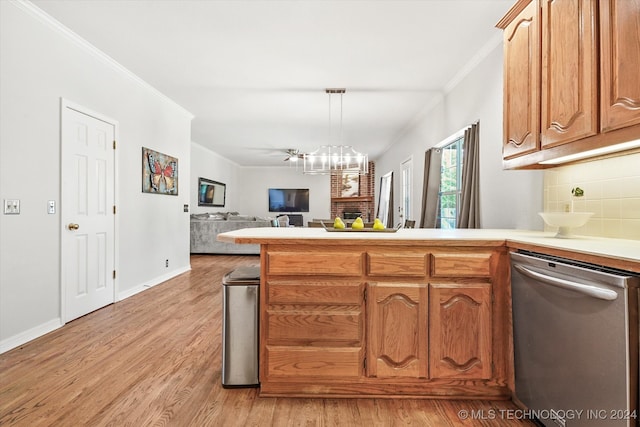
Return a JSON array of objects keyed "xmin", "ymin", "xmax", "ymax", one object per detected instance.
[
  {"xmin": 267, "ymin": 281, "xmax": 363, "ymax": 305},
  {"xmin": 267, "ymin": 251, "xmax": 364, "ymax": 276},
  {"xmin": 431, "ymin": 252, "xmax": 492, "ymax": 277},
  {"xmin": 266, "ymin": 346, "xmax": 362, "ymax": 377},
  {"xmin": 366, "ymin": 252, "xmax": 428, "ymax": 277},
  {"xmin": 266, "ymin": 310, "xmax": 362, "ymax": 342}
]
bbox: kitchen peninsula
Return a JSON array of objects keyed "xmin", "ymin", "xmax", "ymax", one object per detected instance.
[{"xmin": 217, "ymin": 228, "xmax": 640, "ymax": 399}]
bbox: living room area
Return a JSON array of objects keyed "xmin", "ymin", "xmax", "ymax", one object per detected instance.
[{"xmin": 190, "ymin": 142, "xmax": 381, "ymax": 254}]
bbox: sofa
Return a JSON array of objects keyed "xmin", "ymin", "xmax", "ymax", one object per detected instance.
[{"xmin": 190, "ymin": 212, "xmax": 271, "ymax": 254}]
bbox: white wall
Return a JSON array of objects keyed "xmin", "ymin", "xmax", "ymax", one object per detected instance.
[
  {"xmin": 238, "ymin": 167, "xmax": 331, "ymax": 223},
  {"xmin": 375, "ymin": 42, "xmax": 544, "ymax": 230},
  {"xmin": 190, "ymin": 145, "xmax": 331, "ymax": 222},
  {"xmin": 0, "ymin": 2, "xmax": 192, "ymax": 351}
]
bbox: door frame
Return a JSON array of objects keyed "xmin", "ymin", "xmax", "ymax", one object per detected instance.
[
  {"xmin": 400, "ymin": 155, "xmax": 413, "ymax": 224},
  {"xmin": 60, "ymin": 98, "xmax": 119, "ymax": 322}
]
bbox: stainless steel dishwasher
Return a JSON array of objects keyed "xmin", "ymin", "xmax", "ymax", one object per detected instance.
[{"xmin": 510, "ymin": 250, "xmax": 639, "ymax": 427}]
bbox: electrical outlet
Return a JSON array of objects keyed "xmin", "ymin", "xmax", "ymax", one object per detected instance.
[
  {"xmin": 165, "ymin": 259, "xmax": 169, "ymax": 268},
  {"xmin": 4, "ymin": 199, "xmax": 20, "ymax": 214},
  {"xmin": 48, "ymin": 200, "xmax": 56, "ymax": 214}
]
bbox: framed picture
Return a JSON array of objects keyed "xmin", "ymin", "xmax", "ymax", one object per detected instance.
[
  {"xmin": 341, "ymin": 170, "xmax": 360, "ymax": 197},
  {"xmin": 198, "ymin": 177, "xmax": 226, "ymax": 207},
  {"xmin": 142, "ymin": 147, "xmax": 178, "ymax": 195}
]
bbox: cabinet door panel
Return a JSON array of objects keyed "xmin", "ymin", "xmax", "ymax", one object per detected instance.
[
  {"xmin": 266, "ymin": 346, "xmax": 362, "ymax": 377},
  {"xmin": 541, "ymin": 0, "xmax": 598, "ymax": 148},
  {"xmin": 266, "ymin": 310, "xmax": 362, "ymax": 343},
  {"xmin": 503, "ymin": 0, "xmax": 540, "ymax": 159},
  {"xmin": 429, "ymin": 283, "xmax": 492, "ymax": 380},
  {"xmin": 267, "ymin": 251, "xmax": 363, "ymax": 276},
  {"xmin": 366, "ymin": 283, "xmax": 428, "ymax": 378},
  {"xmin": 267, "ymin": 281, "xmax": 363, "ymax": 305},
  {"xmin": 600, "ymin": 0, "xmax": 640, "ymax": 132},
  {"xmin": 431, "ymin": 252, "xmax": 492, "ymax": 277},
  {"xmin": 367, "ymin": 252, "xmax": 428, "ymax": 277}
]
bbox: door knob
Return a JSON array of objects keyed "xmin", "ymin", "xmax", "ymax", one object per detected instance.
[{"xmin": 67, "ymin": 223, "xmax": 79, "ymax": 230}]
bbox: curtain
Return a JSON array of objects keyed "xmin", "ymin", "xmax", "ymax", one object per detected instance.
[
  {"xmin": 457, "ymin": 122, "xmax": 481, "ymax": 228},
  {"xmin": 419, "ymin": 148, "xmax": 442, "ymax": 228}
]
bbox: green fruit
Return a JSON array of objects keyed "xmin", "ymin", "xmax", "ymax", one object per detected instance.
[
  {"xmin": 373, "ymin": 219, "xmax": 385, "ymax": 230},
  {"xmin": 351, "ymin": 217, "xmax": 364, "ymax": 230},
  {"xmin": 333, "ymin": 217, "xmax": 346, "ymax": 229}
]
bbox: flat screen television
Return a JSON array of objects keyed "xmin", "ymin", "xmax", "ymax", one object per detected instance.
[
  {"xmin": 198, "ymin": 177, "xmax": 226, "ymax": 207},
  {"xmin": 268, "ymin": 188, "xmax": 309, "ymax": 212}
]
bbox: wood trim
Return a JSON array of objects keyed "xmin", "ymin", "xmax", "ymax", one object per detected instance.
[
  {"xmin": 502, "ymin": 122, "xmax": 640, "ymax": 169},
  {"xmin": 259, "ymin": 380, "xmax": 511, "ymax": 399},
  {"xmin": 496, "ymin": 0, "xmax": 534, "ymax": 29},
  {"xmin": 226, "ymin": 237, "xmax": 508, "ymax": 247},
  {"xmin": 331, "ymin": 196, "xmax": 373, "ymax": 202}
]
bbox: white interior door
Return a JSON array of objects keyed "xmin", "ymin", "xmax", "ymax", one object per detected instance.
[{"xmin": 61, "ymin": 103, "xmax": 115, "ymax": 322}]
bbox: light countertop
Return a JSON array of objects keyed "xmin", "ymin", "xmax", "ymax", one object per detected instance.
[{"xmin": 217, "ymin": 227, "xmax": 640, "ymax": 271}]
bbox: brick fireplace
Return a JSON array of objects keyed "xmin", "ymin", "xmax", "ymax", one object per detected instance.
[{"xmin": 330, "ymin": 162, "xmax": 376, "ymax": 222}]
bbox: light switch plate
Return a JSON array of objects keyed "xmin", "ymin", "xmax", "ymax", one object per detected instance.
[{"xmin": 4, "ymin": 199, "xmax": 20, "ymax": 214}]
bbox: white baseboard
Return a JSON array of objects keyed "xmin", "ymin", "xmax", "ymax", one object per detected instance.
[
  {"xmin": 0, "ymin": 265, "xmax": 192, "ymax": 354},
  {"xmin": 117, "ymin": 265, "xmax": 191, "ymax": 301},
  {"xmin": 0, "ymin": 318, "xmax": 63, "ymax": 354}
]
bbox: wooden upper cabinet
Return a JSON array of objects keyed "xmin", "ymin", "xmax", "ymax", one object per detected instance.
[
  {"xmin": 600, "ymin": 0, "xmax": 640, "ymax": 132},
  {"xmin": 366, "ymin": 283, "xmax": 428, "ymax": 378},
  {"xmin": 498, "ymin": 0, "xmax": 640, "ymax": 168},
  {"xmin": 540, "ymin": 0, "xmax": 598, "ymax": 148},
  {"xmin": 501, "ymin": 0, "xmax": 540, "ymax": 159}
]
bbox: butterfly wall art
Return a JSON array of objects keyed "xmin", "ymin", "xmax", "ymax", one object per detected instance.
[{"xmin": 142, "ymin": 147, "xmax": 178, "ymax": 195}]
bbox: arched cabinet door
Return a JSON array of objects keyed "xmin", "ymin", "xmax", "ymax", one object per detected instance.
[
  {"xmin": 540, "ymin": 0, "xmax": 598, "ymax": 149},
  {"xmin": 501, "ymin": 0, "xmax": 540, "ymax": 159},
  {"xmin": 366, "ymin": 282, "xmax": 428, "ymax": 379},
  {"xmin": 600, "ymin": 0, "xmax": 640, "ymax": 132},
  {"xmin": 429, "ymin": 283, "xmax": 492, "ymax": 380}
]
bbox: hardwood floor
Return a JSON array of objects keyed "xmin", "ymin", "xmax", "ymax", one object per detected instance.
[{"xmin": 0, "ymin": 255, "xmax": 536, "ymax": 426}]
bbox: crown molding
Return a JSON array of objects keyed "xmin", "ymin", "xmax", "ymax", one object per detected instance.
[
  {"xmin": 11, "ymin": 0, "xmax": 194, "ymax": 120},
  {"xmin": 443, "ymin": 31, "xmax": 503, "ymax": 94},
  {"xmin": 191, "ymin": 141, "xmax": 241, "ymax": 167},
  {"xmin": 495, "ymin": 0, "xmax": 532, "ymax": 29}
]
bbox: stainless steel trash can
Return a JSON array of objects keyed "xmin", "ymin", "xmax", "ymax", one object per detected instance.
[{"xmin": 222, "ymin": 266, "xmax": 260, "ymax": 388}]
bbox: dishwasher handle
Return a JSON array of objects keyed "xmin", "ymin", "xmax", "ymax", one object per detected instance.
[{"xmin": 512, "ymin": 264, "xmax": 618, "ymax": 301}]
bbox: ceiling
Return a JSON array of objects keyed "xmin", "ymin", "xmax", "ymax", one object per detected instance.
[{"xmin": 32, "ymin": 0, "xmax": 513, "ymax": 167}]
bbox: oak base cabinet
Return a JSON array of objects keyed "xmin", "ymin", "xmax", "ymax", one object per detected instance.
[
  {"xmin": 366, "ymin": 282, "xmax": 428, "ymax": 379},
  {"xmin": 259, "ymin": 244, "xmax": 512, "ymax": 399},
  {"xmin": 429, "ymin": 283, "xmax": 492, "ymax": 380}
]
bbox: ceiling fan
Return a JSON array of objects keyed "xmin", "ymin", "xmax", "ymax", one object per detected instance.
[{"xmin": 283, "ymin": 148, "xmax": 304, "ymax": 162}]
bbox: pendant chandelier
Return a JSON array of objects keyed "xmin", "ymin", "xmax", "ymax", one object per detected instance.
[{"xmin": 303, "ymin": 89, "xmax": 369, "ymax": 175}]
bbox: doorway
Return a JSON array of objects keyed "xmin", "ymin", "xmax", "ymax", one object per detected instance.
[
  {"xmin": 60, "ymin": 100, "xmax": 117, "ymax": 322},
  {"xmin": 400, "ymin": 157, "xmax": 413, "ymax": 225}
]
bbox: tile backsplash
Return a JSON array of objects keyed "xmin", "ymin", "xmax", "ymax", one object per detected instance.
[{"xmin": 543, "ymin": 152, "xmax": 640, "ymax": 240}]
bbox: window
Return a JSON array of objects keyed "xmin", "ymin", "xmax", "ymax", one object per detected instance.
[{"xmin": 437, "ymin": 135, "xmax": 464, "ymax": 229}]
